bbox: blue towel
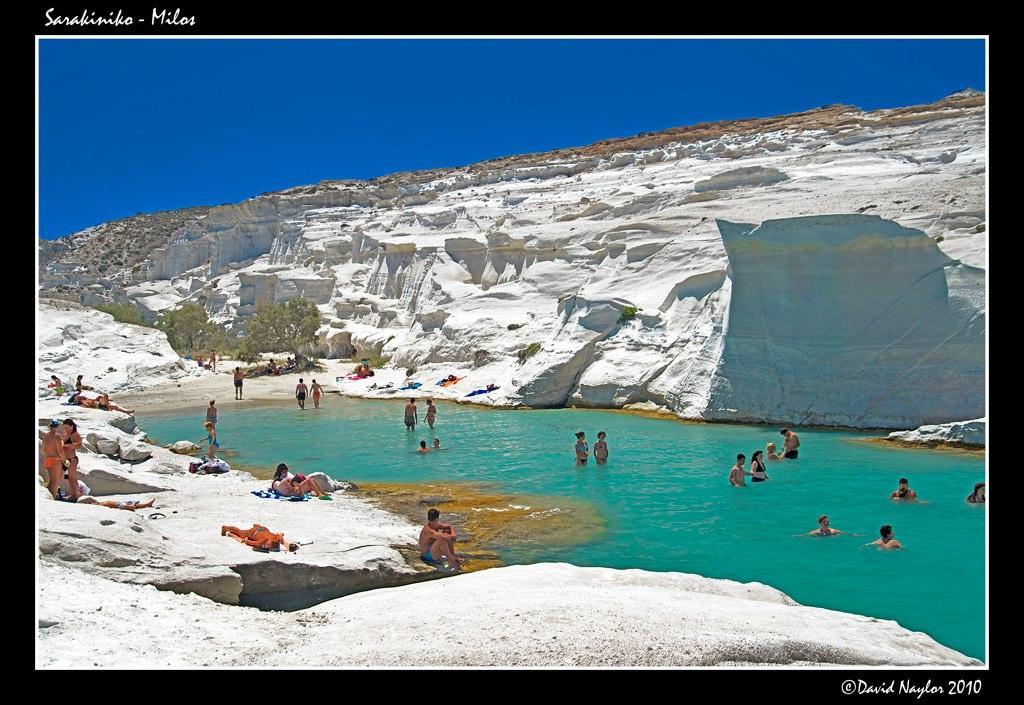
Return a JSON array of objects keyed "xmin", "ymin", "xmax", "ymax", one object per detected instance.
[
  {"xmin": 399, "ymin": 382, "xmax": 422, "ymax": 390},
  {"xmin": 465, "ymin": 387, "xmax": 499, "ymax": 397},
  {"xmin": 250, "ymin": 489, "xmax": 309, "ymax": 502}
]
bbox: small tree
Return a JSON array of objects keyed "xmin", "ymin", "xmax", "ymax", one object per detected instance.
[
  {"xmin": 237, "ymin": 298, "xmax": 322, "ymax": 360},
  {"xmin": 156, "ymin": 303, "xmax": 225, "ymax": 354},
  {"xmin": 94, "ymin": 302, "xmax": 146, "ymax": 326}
]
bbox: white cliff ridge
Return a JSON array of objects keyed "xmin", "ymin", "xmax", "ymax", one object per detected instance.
[{"xmin": 40, "ymin": 92, "xmax": 987, "ymax": 428}]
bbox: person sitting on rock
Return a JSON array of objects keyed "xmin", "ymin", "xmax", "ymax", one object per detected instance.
[
  {"xmin": 419, "ymin": 508, "xmax": 461, "ymax": 569},
  {"xmin": 77, "ymin": 497, "xmax": 156, "ymax": 511},
  {"xmin": 221, "ymin": 524, "xmax": 298, "ymax": 552},
  {"xmin": 271, "ymin": 463, "xmax": 292, "ymax": 494},
  {"xmin": 75, "ymin": 375, "xmax": 94, "ymax": 392},
  {"xmin": 47, "ymin": 375, "xmax": 65, "ymax": 394}
]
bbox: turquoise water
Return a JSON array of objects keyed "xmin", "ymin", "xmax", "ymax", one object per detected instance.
[{"xmin": 140, "ymin": 398, "xmax": 986, "ymax": 660}]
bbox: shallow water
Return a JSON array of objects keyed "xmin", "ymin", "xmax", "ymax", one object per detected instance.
[{"xmin": 141, "ymin": 397, "xmax": 986, "ymax": 659}]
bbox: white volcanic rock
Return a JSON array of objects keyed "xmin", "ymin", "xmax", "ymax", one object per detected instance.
[
  {"xmin": 37, "ymin": 298, "xmax": 205, "ymax": 396},
  {"xmin": 167, "ymin": 440, "xmax": 201, "ymax": 454},
  {"xmin": 41, "ymin": 95, "xmax": 987, "ymax": 429},
  {"xmin": 37, "ymin": 562, "xmax": 978, "ymax": 667},
  {"xmin": 887, "ymin": 418, "xmax": 985, "ymax": 447}
]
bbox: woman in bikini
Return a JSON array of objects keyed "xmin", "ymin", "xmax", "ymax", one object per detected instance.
[
  {"xmin": 61, "ymin": 419, "xmax": 84, "ymax": 501},
  {"xmin": 749, "ymin": 450, "xmax": 769, "ymax": 482},
  {"xmin": 310, "ymin": 379, "xmax": 323, "ymax": 409},
  {"xmin": 94, "ymin": 394, "xmax": 134, "ymax": 414},
  {"xmin": 78, "ymin": 497, "xmax": 156, "ymax": 511},
  {"xmin": 221, "ymin": 524, "xmax": 298, "ymax": 552}
]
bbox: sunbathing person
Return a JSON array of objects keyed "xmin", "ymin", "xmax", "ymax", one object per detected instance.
[
  {"xmin": 77, "ymin": 497, "xmax": 156, "ymax": 511},
  {"xmin": 270, "ymin": 463, "xmax": 292, "ymax": 493},
  {"xmin": 77, "ymin": 393, "xmax": 134, "ymax": 414},
  {"xmin": 419, "ymin": 508, "xmax": 462, "ymax": 569},
  {"xmin": 221, "ymin": 524, "xmax": 298, "ymax": 552}
]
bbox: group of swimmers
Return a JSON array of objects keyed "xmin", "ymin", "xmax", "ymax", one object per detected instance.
[
  {"xmin": 727, "ymin": 428, "xmax": 802, "ymax": 485},
  {"xmin": 573, "ymin": 431, "xmax": 609, "ymax": 466}
]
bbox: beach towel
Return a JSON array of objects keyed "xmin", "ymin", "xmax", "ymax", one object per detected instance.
[
  {"xmin": 465, "ymin": 387, "xmax": 500, "ymax": 397},
  {"xmin": 399, "ymin": 382, "xmax": 422, "ymax": 390},
  {"xmin": 439, "ymin": 376, "xmax": 464, "ymax": 387},
  {"xmin": 250, "ymin": 489, "xmax": 309, "ymax": 502}
]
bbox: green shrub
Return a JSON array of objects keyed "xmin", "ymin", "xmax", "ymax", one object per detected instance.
[
  {"xmin": 618, "ymin": 306, "xmax": 638, "ymax": 323},
  {"xmin": 156, "ymin": 302, "xmax": 237, "ymax": 356},
  {"xmin": 237, "ymin": 299, "xmax": 322, "ymax": 359},
  {"xmin": 94, "ymin": 302, "xmax": 146, "ymax": 327},
  {"xmin": 517, "ymin": 342, "xmax": 542, "ymax": 364}
]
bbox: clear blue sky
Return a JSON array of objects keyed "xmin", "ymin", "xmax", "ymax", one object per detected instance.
[{"xmin": 39, "ymin": 38, "xmax": 985, "ymax": 239}]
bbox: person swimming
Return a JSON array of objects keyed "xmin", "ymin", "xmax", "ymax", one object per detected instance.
[
  {"xmin": 967, "ymin": 482, "xmax": 985, "ymax": 504},
  {"xmin": 432, "ymin": 438, "xmax": 443, "ymax": 450},
  {"xmin": 417, "ymin": 440, "xmax": 430, "ymax": 453},
  {"xmin": 866, "ymin": 524, "xmax": 904, "ymax": 550},
  {"xmin": 800, "ymin": 514, "xmax": 851, "ymax": 537},
  {"xmin": 890, "ymin": 477, "xmax": 918, "ymax": 502}
]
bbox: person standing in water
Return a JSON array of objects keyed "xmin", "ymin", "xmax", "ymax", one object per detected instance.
[
  {"xmin": 780, "ymin": 428, "xmax": 800, "ymax": 459},
  {"xmin": 204, "ymin": 421, "xmax": 220, "ymax": 456},
  {"xmin": 310, "ymin": 379, "xmax": 323, "ymax": 409},
  {"xmin": 729, "ymin": 453, "xmax": 746, "ymax": 487},
  {"xmin": 233, "ymin": 367, "xmax": 244, "ymax": 400},
  {"xmin": 295, "ymin": 378, "xmax": 308, "ymax": 410},
  {"xmin": 206, "ymin": 400, "xmax": 218, "ymax": 429},
  {"xmin": 574, "ymin": 431, "xmax": 589, "ymax": 466},
  {"xmin": 426, "ymin": 399, "xmax": 437, "ymax": 429},
  {"xmin": 866, "ymin": 524, "xmax": 904, "ymax": 550},
  {"xmin": 766, "ymin": 442, "xmax": 782, "ymax": 460},
  {"xmin": 404, "ymin": 398, "xmax": 418, "ymax": 430},
  {"xmin": 749, "ymin": 450, "xmax": 769, "ymax": 482},
  {"xmin": 594, "ymin": 431, "xmax": 609, "ymax": 465}
]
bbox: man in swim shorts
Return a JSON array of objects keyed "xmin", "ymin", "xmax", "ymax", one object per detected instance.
[
  {"xmin": 867, "ymin": 524, "xmax": 904, "ymax": 550},
  {"xmin": 890, "ymin": 477, "xmax": 918, "ymax": 502},
  {"xmin": 780, "ymin": 428, "xmax": 800, "ymax": 459},
  {"xmin": 41, "ymin": 419, "xmax": 68, "ymax": 499},
  {"xmin": 418, "ymin": 508, "xmax": 461, "ymax": 569},
  {"xmin": 233, "ymin": 367, "xmax": 244, "ymax": 400},
  {"xmin": 295, "ymin": 378, "xmax": 308, "ymax": 410},
  {"xmin": 729, "ymin": 453, "xmax": 746, "ymax": 487},
  {"xmin": 404, "ymin": 398, "xmax": 418, "ymax": 430},
  {"xmin": 574, "ymin": 431, "xmax": 588, "ymax": 466},
  {"xmin": 594, "ymin": 431, "xmax": 609, "ymax": 465}
]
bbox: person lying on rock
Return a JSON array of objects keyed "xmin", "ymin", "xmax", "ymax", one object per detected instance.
[
  {"xmin": 419, "ymin": 507, "xmax": 462, "ymax": 569},
  {"xmin": 77, "ymin": 497, "xmax": 156, "ymax": 511},
  {"xmin": 76, "ymin": 393, "xmax": 134, "ymax": 414},
  {"xmin": 289, "ymin": 474, "xmax": 325, "ymax": 497},
  {"xmin": 221, "ymin": 524, "xmax": 299, "ymax": 552}
]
